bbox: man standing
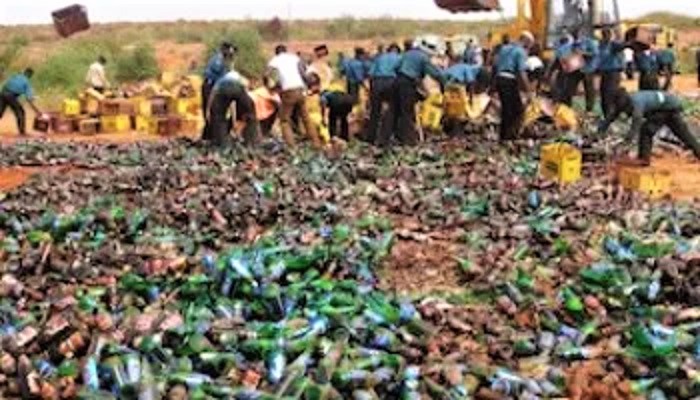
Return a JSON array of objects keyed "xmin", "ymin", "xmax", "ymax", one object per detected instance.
[
  {"xmin": 204, "ymin": 70, "xmax": 258, "ymax": 148},
  {"xmin": 381, "ymin": 37, "xmax": 445, "ymax": 147},
  {"xmin": 598, "ymin": 89, "xmax": 700, "ymax": 166},
  {"xmin": 493, "ymin": 32, "xmax": 533, "ymax": 141},
  {"xmin": 657, "ymin": 43, "xmax": 676, "ymax": 91},
  {"xmin": 635, "ymin": 47, "xmax": 660, "ymax": 90},
  {"xmin": 0, "ymin": 68, "xmax": 43, "ymax": 136},
  {"xmin": 579, "ymin": 33, "xmax": 599, "ymax": 113},
  {"xmin": 463, "ymin": 39, "xmax": 484, "ymax": 66},
  {"xmin": 85, "ymin": 56, "xmax": 109, "ymax": 93},
  {"xmin": 344, "ymin": 48, "xmax": 369, "ymax": 103},
  {"xmin": 202, "ymin": 42, "xmax": 235, "ymax": 117},
  {"xmin": 307, "ymin": 45, "xmax": 333, "ymax": 91},
  {"xmin": 598, "ymin": 28, "xmax": 626, "ymax": 119},
  {"xmin": 268, "ymin": 45, "xmax": 321, "ymax": 149},
  {"xmin": 367, "ymin": 43, "xmax": 401, "ymax": 144}
]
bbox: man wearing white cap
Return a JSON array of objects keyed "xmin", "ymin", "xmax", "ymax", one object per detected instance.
[{"xmin": 492, "ymin": 31, "xmax": 534, "ymax": 141}]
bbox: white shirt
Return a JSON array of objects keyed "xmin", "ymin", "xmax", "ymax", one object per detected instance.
[
  {"xmin": 86, "ymin": 62, "xmax": 109, "ymax": 88},
  {"xmin": 527, "ymin": 56, "xmax": 544, "ymax": 71},
  {"xmin": 268, "ymin": 53, "xmax": 305, "ymax": 91},
  {"xmin": 624, "ymin": 48, "xmax": 634, "ymax": 63}
]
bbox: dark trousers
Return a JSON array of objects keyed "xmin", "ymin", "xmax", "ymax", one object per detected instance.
[
  {"xmin": 392, "ymin": 75, "xmax": 421, "ymax": 146},
  {"xmin": 639, "ymin": 111, "xmax": 700, "ymax": 162},
  {"xmin": 203, "ymin": 81, "xmax": 259, "ymax": 147},
  {"xmin": 600, "ymin": 70, "xmax": 622, "ymax": 119},
  {"xmin": 367, "ymin": 77, "xmax": 395, "ymax": 144},
  {"xmin": 201, "ymin": 80, "xmax": 214, "ymax": 118},
  {"xmin": 347, "ymin": 81, "xmax": 361, "ymax": 104},
  {"xmin": 92, "ymin": 86, "xmax": 105, "ymax": 94},
  {"xmin": 625, "ymin": 62, "xmax": 635, "ymax": 80},
  {"xmin": 328, "ymin": 94, "xmax": 355, "ymax": 141},
  {"xmin": 639, "ymin": 71, "xmax": 660, "ymax": 91},
  {"xmin": 560, "ymin": 71, "xmax": 595, "ymax": 111},
  {"xmin": 697, "ymin": 64, "xmax": 700, "ymax": 86},
  {"xmin": 0, "ymin": 91, "xmax": 26, "ymax": 134},
  {"xmin": 260, "ymin": 110, "xmax": 278, "ymax": 136},
  {"xmin": 494, "ymin": 75, "xmax": 522, "ymax": 141}
]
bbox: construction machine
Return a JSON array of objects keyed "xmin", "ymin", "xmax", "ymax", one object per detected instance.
[
  {"xmin": 436, "ymin": 0, "xmax": 676, "ymax": 55},
  {"xmin": 436, "ymin": 0, "xmax": 621, "ymax": 58}
]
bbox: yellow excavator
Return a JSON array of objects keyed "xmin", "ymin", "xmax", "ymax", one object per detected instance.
[{"xmin": 436, "ymin": 0, "xmax": 676, "ymax": 58}]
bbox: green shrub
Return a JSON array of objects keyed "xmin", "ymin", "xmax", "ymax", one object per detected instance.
[
  {"xmin": 33, "ymin": 37, "xmax": 158, "ymax": 97},
  {"xmin": 115, "ymin": 42, "xmax": 159, "ymax": 82},
  {"xmin": 205, "ymin": 29, "xmax": 266, "ymax": 78},
  {"xmin": 0, "ymin": 36, "xmax": 30, "ymax": 80}
]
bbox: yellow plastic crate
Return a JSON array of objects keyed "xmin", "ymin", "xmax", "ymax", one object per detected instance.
[
  {"xmin": 420, "ymin": 99, "xmax": 444, "ymax": 133},
  {"xmin": 81, "ymin": 97, "xmax": 100, "ymax": 115},
  {"xmin": 443, "ymin": 85, "xmax": 468, "ymax": 121},
  {"xmin": 100, "ymin": 115, "xmax": 131, "ymax": 133},
  {"xmin": 187, "ymin": 75, "xmax": 203, "ymax": 91},
  {"xmin": 62, "ymin": 99, "xmax": 81, "ymax": 117},
  {"xmin": 309, "ymin": 112, "xmax": 330, "ymax": 144},
  {"xmin": 539, "ymin": 143, "xmax": 582, "ymax": 184},
  {"xmin": 161, "ymin": 71, "xmax": 177, "ymax": 88},
  {"xmin": 618, "ymin": 168, "xmax": 671, "ymax": 199},
  {"xmin": 170, "ymin": 98, "xmax": 198, "ymax": 116},
  {"xmin": 135, "ymin": 116, "xmax": 150, "ymax": 132}
]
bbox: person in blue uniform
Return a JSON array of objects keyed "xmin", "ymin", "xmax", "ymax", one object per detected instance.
[
  {"xmin": 552, "ymin": 31, "xmax": 597, "ymax": 112},
  {"xmin": 598, "ymin": 89, "xmax": 700, "ymax": 166},
  {"xmin": 657, "ymin": 43, "xmax": 676, "ymax": 90},
  {"xmin": 493, "ymin": 32, "xmax": 533, "ymax": 141},
  {"xmin": 202, "ymin": 42, "xmax": 235, "ymax": 117},
  {"xmin": 381, "ymin": 38, "xmax": 445, "ymax": 147},
  {"xmin": 345, "ymin": 48, "xmax": 369, "ymax": 103},
  {"xmin": 635, "ymin": 48, "xmax": 660, "ymax": 91},
  {"xmin": 366, "ymin": 43, "xmax": 402, "ymax": 144},
  {"xmin": 203, "ymin": 70, "xmax": 258, "ymax": 148},
  {"xmin": 0, "ymin": 68, "xmax": 43, "ymax": 135},
  {"xmin": 445, "ymin": 56, "xmax": 482, "ymax": 94},
  {"xmin": 598, "ymin": 28, "xmax": 627, "ymax": 119}
]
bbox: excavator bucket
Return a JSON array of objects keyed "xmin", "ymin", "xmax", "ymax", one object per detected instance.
[{"xmin": 434, "ymin": 0, "xmax": 500, "ymax": 13}]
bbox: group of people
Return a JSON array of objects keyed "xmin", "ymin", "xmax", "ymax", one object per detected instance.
[{"xmin": 0, "ymin": 29, "xmax": 698, "ymax": 167}]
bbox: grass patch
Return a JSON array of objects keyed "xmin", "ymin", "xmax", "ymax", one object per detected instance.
[{"xmin": 33, "ymin": 37, "xmax": 158, "ymax": 98}]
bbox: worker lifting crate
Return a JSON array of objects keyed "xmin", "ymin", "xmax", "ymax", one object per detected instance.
[{"xmin": 539, "ymin": 143, "xmax": 582, "ymax": 184}]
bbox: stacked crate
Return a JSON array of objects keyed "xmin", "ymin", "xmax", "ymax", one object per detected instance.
[{"xmin": 99, "ymin": 99, "xmax": 133, "ymax": 133}]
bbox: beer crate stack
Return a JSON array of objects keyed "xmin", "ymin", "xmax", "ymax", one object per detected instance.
[{"xmin": 40, "ymin": 74, "xmax": 204, "ymax": 136}]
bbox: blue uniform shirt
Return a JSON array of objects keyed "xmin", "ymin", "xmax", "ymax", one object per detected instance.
[
  {"xmin": 212, "ymin": 70, "xmax": 244, "ymax": 91},
  {"xmin": 598, "ymin": 41, "xmax": 625, "ymax": 72},
  {"xmin": 580, "ymin": 37, "xmax": 599, "ymax": 74},
  {"xmin": 658, "ymin": 49, "xmax": 676, "ymax": 67},
  {"xmin": 345, "ymin": 58, "xmax": 368, "ymax": 84},
  {"xmin": 397, "ymin": 49, "xmax": 444, "ymax": 83},
  {"xmin": 635, "ymin": 51, "xmax": 659, "ymax": 73},
  {"xmin": 445, "ymin": 63, "xmax": 480, "ymax": 84},
  {"xmin": 2, "ymin": 74, "xmax": 34, "ymax": 101},
  {"xmin": 555, "ymin": 42, "xmax": 574, "ymax": 61},
  {"xmin": 494, "ymin": 44, "xmax": 528, "ymax": 74},
  {"xmin": 369, "ymin": 52, "xmax": 401, "ymax": 78},
  {"xmin": 463, "ymin": 46, "xmax": 481, "ymax": 65},
  {"xmin": 204, "ymin": 52, "xmax": 229, "ymax": 83}
]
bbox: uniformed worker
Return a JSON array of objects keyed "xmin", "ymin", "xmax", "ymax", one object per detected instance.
[
  {"xmin": 657, "ymin": 43, "xmax": 676, "ymax": 90},
  {"xmin": 445, "ymin": 54, "xmax": 483, "ymax": 97},
  {"xmin": 203, "ymin": 70, "xmax": 258, "ymax": 148},
  {"xmin": 493, "ymin": 32, "xmax": 534, "ymax": 141},
  {"xmin": 308, "ymin": 74, "xmax": 355, "ymax": 142},
  {"xmin": 598, "ymin": 28, "xmax": 627, "ymax": 118},
  {"xmin": 598, "ymin": 88, "xmax": 700, "ymax": 167},
  {"xmin": 0, "ymin": 68, "xmax": 43, "ymax": 135},
  {"xmin": 367, "ymin": 42, "xmax": 402, "ymax": 144},
  {"xmin": 202, "ymin": 42, "xmax": 236, "ymax": 117},
  {"xmin": 635, "ymin": 48, "xmax": 661, "ymax": 91},
  {"xmin": 381, "ymin": 37, "xmax": 445, "ymax": 148},
  {"xmin": 344, "ymin": 48, "xmax": 369, "ymax": 103}
]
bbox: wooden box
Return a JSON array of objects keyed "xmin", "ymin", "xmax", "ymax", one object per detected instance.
[
  {"xmin": 50, "ymin": 115, "xmax": 78, "ymax": 134},
  {"xmin": 149, "ymin": 115, "xmax": 181, "ymax": 136},
  {"xmin": 78, "ymin": 118, "xmax": 100, "ymax": 135},
  {"xmin": 52, "ymin": 4, "xmax": 90, "ymax": 38},
  {"xmin": 99, "ymin": 99, "xmax": 135, "ymax": 116}
]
